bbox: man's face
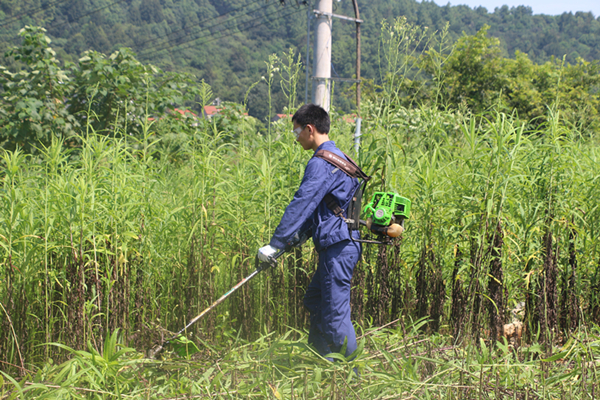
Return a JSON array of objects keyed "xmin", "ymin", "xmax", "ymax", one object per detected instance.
[{"xmin": 292, "ymin": 121, "xmax": 313, "ymax": 151}]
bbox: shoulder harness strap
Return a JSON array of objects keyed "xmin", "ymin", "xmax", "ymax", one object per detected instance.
[
  {"xmin": 314, "ymin": 150, "xmax": 371, "ymax": 229},
  {"xmin": 314, "ymin": 150, "xmax": 371, "ymax": 182}
]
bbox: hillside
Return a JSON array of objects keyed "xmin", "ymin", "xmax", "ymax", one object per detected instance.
[{"xmin": 1, "ymin": 0, "xmax": 599, "ymax": 117}]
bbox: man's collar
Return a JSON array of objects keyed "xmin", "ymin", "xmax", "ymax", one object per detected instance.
[{"xmin": 314, "ymin": 140, "xmax": 335, "ymax": 152}]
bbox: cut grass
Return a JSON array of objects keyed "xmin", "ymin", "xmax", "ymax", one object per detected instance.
[{"xmin": 2, "ymin": 321, "xmax": 599, "ymax": 399}]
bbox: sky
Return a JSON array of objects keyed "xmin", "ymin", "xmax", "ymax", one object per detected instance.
[{"xmin": 429, "ymin": 0, "xmax": 599, "ymax": 17}]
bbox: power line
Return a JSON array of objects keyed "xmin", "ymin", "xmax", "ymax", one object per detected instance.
[
  {"xmin": 136, "ymin": 3, "xmax": 275, "ymax": 56},
  {"xmin": 139, "ymin": 0, "xmax": 264, "ymax": 55},
  {"xmin": 147, "ymin": 4, "xmax": 278, "ymax": 53},
  {"xmin": 1, "ymin": 0, "xmax": 128, "ymax": 33},
  {"xmin": 169, "ymin": 6, "xmax": 303, "ymax": 53},
  {"xmin": 2, "ymin": 0, "xmax": 306, "ymax": 66},
  {"xmin": 48, "ymin": 0, "xmax": 128, "ymax": 31},
  {"xmin": 3, "ymin": 0, "xmax": 298, "ymax": 57},
  {"xmin": 134, "ymin": 0, "xmax": 264, "ymax": 53},
  {"xmin": 0, "ymin": 0, "xmax": 70, "ymax": 27},
  {"xmin": 140, "ymin": 5, "xmax": 290, "ymax": 57},
  {"xmin": 140, "ymin": 4, "xmax": 304, "ymax": 58}
]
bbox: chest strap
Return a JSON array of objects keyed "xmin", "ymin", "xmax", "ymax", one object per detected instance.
[{"xmin": 324, "ymin": 193, "xmax": 344, "ymax": 218}]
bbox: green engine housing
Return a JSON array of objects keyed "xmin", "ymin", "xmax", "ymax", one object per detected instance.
[{"xmin": 363, "ymin": 192, "xmax": 411, "ymax": 226}]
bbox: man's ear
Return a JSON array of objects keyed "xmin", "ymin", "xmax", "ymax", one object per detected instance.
[{"xmin": 305, "ymin": 124, "xmax": 314, "ymax": 136}]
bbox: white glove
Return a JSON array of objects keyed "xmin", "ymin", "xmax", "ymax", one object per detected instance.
[{"xmin": 258, "ymin": 245, "xmax": 279, "ymax": 263}]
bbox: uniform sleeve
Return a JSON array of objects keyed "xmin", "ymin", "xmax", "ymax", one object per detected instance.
[{"xmin": 269, "ymin": 158, "xmax": 332, "ymax": 250}]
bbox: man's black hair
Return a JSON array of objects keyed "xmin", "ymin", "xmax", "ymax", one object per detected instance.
[{"xmin": 292, "ymin": 104, "xmax": 330, "ymax": 134}]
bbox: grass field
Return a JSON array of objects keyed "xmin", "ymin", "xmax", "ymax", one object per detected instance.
[{"xmin": 2, "ymin": 19, "xmax": 600, "ymax": 398}]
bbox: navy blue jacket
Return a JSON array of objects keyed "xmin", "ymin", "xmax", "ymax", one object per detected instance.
[{"xmin": 269, "ymin": 141, "xmax": 360, "ymax": 253}]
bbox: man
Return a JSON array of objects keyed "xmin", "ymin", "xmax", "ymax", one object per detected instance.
[{"xmin": 257, "ymin": 104, "xmax": 362, "ymax": 358}]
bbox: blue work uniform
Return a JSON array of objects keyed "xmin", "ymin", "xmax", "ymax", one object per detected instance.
[{"xmin": 269, "ymin": 141, "xmax": 362, "ymax": 358}]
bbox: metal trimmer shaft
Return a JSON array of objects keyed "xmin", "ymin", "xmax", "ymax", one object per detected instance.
[{"xmin": 149, "ymin": 249, "xmax": 285, "ymax": 358}]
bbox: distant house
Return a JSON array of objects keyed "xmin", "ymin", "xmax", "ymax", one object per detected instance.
[
  {"xmin": 272, "ymin": 113, "xmax": 293, "ymax": 122},
  {"xmin": 202, "ymin": 98, "xmax": 221, "ymax": 119},
  {"xmin": 148, "ymin": 98, "xmax": 251, "ymax": 122},
  {"xmin": 342, "ymin": 114, "xmax": 358, "ymax": 124},
  {"xmin": 173, "ymin": 108, "xmax": 198, "ymax": 119},
  {"xmin": 170, "ymin": 108, "xmax": 199, "ymax": 127},
  {"xmin": 202, "ymin": 98, "xmax": 249, "ymax": 119},
  {"xmin": 202, "ymin": 105, "xmax": 220, "ymax": 118},
  {"xmin": 147, "ymin": 108, "xmax": 199, "ymax": 126}
]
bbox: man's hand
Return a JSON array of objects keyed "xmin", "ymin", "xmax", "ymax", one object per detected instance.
[{"xmin": 258, "ymin": 245, "xmax": 279, "ymax": 263}]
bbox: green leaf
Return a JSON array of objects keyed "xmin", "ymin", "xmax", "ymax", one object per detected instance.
[
  {"xmin": 170, "ymin": 336, "xmax": 201, "ymax": 358},
  {"xmin": 542, "ymin": 350, "xmax": 569, "ymax": 362}
]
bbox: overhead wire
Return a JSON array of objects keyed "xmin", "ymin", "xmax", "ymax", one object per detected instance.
[
  {"xmin": 139, "ymin": 3, "xmax": 305, "ymax": 58},
  {"xmin": 137, "ymin": 1, "xmax": 281, "ymax": 57},
  {"xmin": 0, "ymin": 0, "xmax": 71, "ymax": 27},
  {"xmin": 50, "ymin": 0, "xmax": 279, "ymax": 54},
  {"xmin": 138, "ymin": 6, "xmax": 286, "ymax": 57},
  {"xmin": 1, "ymin": 0, "xmax": 128, "ymax": 33},
  {"xmin": 136, "ymin": 3, "xmax": 276, "ymax": 57},
  {"xmin": 168, "ymin": 5, "xmax": 304, "ymax": 52},
  {"xmin": 47, "ymin": 0, "xmax": 128, "ymax": 31},
  {"xmin": 2, "ymin": 0, "xmax": 299, "ymax": 57},
  {"xmin": 1, "ymin": 0, "xmax": 307, "ymax": 67},
  {"xmin": 162, "ymin": 5, "xmax": 305, "ymax": 55},
  {"xmin": 133, "ymin": 0, "xmax": 264, "ymax": 53}
]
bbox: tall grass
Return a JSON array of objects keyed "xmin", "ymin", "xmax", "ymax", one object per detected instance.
[{"xmin": 2, "ymin": 100, "xmax": 600, "ymax": 370}]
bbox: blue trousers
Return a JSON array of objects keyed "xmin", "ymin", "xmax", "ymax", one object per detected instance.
[{"xmin": 303, "ymin": 239, "xmax": 361, "ymax": 358}]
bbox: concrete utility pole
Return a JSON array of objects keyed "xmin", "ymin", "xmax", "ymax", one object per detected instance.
[
  {"xmin": 312, "ymin": 0, "xmax": 332, "ymax": 111},
  {"xmin": 305, "ymin": 6, "xmax": 311, "ymax": 104},
  {"xmin": 352, "ymin": 0, "xmax": 361, "ymax": 116}
]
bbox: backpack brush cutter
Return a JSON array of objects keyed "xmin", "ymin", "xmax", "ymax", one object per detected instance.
[
  {"xmin": 313, "ymin": 149, "xmax": 411, "ymax": 245},
  {"xmin": 360, "ymin": 191, "xmax": 411, "ymax": 243}
]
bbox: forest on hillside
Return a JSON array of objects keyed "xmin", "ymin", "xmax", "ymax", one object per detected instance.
[
  {"xmin": 2, "ymin": 19, "xmax": 600, "ymax": 153},
  {"xmin": 0, "ymin": 0, "xmax": 599, "ymax": 118}
]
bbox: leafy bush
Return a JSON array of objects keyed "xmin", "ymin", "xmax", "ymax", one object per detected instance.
[
  {"xmin": 0, "ymin": 27, "xmax": 200, "ymax": 153},
  {"xmin": 0, "ymin": 26, "xmax": 78, "ymax": 152}
]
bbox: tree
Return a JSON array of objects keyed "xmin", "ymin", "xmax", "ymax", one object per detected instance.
[
  {"xmin": 442, "ymin": 25, "xmax": 504, "ymax": 113},
  {"xmin": 68, "ymin": 48, "xmax": 200, "ymax": 137},
  {"xmin": 0, "ymin": 26, "xmax": 78, "ymax": 153},
  {"xmin": 0, "ymin": 26, "xmax": 202, "ymax": 153}
]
